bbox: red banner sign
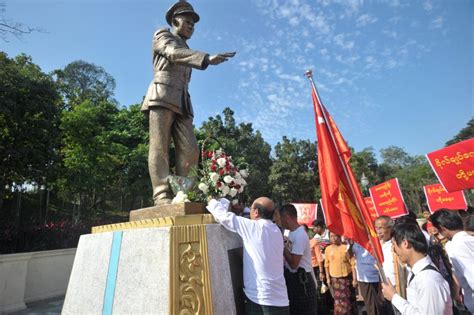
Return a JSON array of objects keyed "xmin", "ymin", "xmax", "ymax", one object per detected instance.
[
  {"xmin": 423, "ymin": 183, "xmax": 468, "ymax": 213},
  {"xmin": 364, "ymin": 197, "xmax": 379, "ymax": 222},
  {"xmin": 369, "ymin": 178, "xmax": 408, "ymax": 218},
  {"xmin": 292, "ymin": 203, "xmax": 318, "ymax": 226},
  {"xmin": 426, "ymin": 138, "xmax": 474, "ymax": 192}
]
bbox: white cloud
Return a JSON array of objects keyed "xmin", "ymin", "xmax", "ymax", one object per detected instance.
[
  {"xmin": 423, "ymin": 0, "xmax": 433, "ymax": 11},
  {"xmin": 334, "ymin": 33, "xmax": 355, "ymax": 50},
  {"xmin": 229, "ymin": 0, "xmax": 441, "ymax": 147},
  {"xmin": 382, "ymin": 30, "xmax": 398, "ymax": 38},
  {"xmin": 356, "ymin": 13, "xmax": 378, "ymax": 27},
  {"xmin": 430, "ymin": 16, "xmax": 444, "ymax": 29}
]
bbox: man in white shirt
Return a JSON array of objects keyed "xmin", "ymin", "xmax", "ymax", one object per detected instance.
[
  {"xmin": 382, "ymin": 221, "xmax": 453, "ymax": 315},
  {"xmin": 430, "ymin": 209, "xmax": 474, "ymax": 313},
  {"xmin": 349, "ymin": 242, "xmax": 383, "ymax": 315},
  {"xmin": 375, "ymin": 215, "xmax": 403, "ymax": 315},
  {"xmin": 312, "ymin": 219, "xmax": 330, "ymax": 243},
  {"xmin": 279, "ymin": 204, "xmax": 318, "ymax": 315},
  {"xmin": 207, "ymin": 197, "xmax": 290, "ymax": 314},
  {"xmin": 374, "ymin": 216, "xmax": 396, "ymax": 286}
]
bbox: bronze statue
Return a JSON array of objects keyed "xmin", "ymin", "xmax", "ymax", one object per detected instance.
[{"xmin": 142, "ymin": 0, "xmax": 235, "ymax": 205}]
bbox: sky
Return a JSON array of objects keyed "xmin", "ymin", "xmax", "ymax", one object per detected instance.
[{"xmin": 2, "ymin": 0, "xmax": 473, "ymax": 160}]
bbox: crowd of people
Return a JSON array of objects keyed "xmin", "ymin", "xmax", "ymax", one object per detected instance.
[{"xmin": 207, "ymin": 197, "xmax": 474, "ymax": 315}]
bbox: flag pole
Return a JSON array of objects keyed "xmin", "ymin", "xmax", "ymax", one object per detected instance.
[{"xmin": 305, "ymin": 69, "xmax": 387, "ymax": 284}]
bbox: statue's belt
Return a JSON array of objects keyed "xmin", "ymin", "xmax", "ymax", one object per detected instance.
[{"xmin": 153, "ymin": 71, "xmax": 188, "ymax": 87}]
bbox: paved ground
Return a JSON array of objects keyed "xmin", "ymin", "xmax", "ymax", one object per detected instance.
[{"xmin": 9, "ymin": 297, "xmax": 64, "ymax": 315}]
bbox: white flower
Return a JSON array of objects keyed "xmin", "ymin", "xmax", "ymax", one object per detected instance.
[
  {"xmin": 210, "ymin": 172, "xmax": 219, "ymax": 183},
  {"xmin": 217, "ymin": 157, "xmax": 226, "ymax": 167},
  {"xmin": 221, "ymin": 185, "xmax": 230, "ymax": 195},
  {"xmin": 232, "ymin": 199, "xmax": 239, "ymax": 205},
  {"xmin": 229, "ymin": 187, "xmax": 238, "ymax": 197},
  {"xmin": 172, "ymin": 191, "xmax": 189, "ymax": 204},
  {"xmin": 215, "ymin": 149, "xmax": 222, "ymax": 156},
  {"xmin": 234, "ymin": 172, "xmax": 242, "ymax": 180},
  {"xmin": 239, "ymin": 169, "xmax": 249, "ymax": 178},
  {"xmin": 238, "ymin": 186, "xmax": 244, "ymax": 193},
  {"xmin": 198, "ymin": 183, "xmax": 209, "ymax": 193},
  {"xmin": 223, "ymin": 175, "xmax": 233, "ymax": 184},
  {"xmin": 240, "ymin": 178, "xmax": 247, "ymax": 186}
]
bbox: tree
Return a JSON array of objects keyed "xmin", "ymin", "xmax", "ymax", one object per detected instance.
[
  {"xmin": 110, "ymin": 104, "xmax": 151, "ymax": 210},
  {"xmin": 380, "ymin": 145, "xmax": 414, "ymax": 168},
  {"xmin": 0, "ymin": 52, "xmax": 62, "ymax": 211},
  {"xmin": 53, "ymin": 60, "xmax": 116, "ymax": 108},
  {"xmin": 269, "ymin": 137, "xmax": 319, "ymax": 204},
  {"xmin": 446, "ymin": 118, "xmax": 473, "ymax": 146},
  {"xmin": 58, "ymin": 99, "xmax": 126, "ymax": 220},
  {"xmin": 349, "ymin": 146, "xmax": 379, "ymax": 192}
]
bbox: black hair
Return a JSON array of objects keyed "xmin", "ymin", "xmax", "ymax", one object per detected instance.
[
  {"xmin": 279, "ymin": 204, "xmax": 297, "ymax": 218},
  {"xmin": 391, "ymin": 221, "xmax": 428, "ymax": 255},
  {"xmin": 464, "ymin": 215, "xmax": 474, "ymax": 232},
  {"xmin": 395, "ymin": 215, "xmax": 418, "ymax": 226},
  {"xmin": 312, "ymin": 219, "xmax": 326, "ymax": 228},
  {"xmin": 253, "ymin": 202, "xmax": 274, "ymax": 220},
  {"xmin": 430, "ymin": 209, "xmax": 464, "ymax": 231},
  {"xmin": 302, "ymin": 224, "xmax": 309, "ymax": 232}
]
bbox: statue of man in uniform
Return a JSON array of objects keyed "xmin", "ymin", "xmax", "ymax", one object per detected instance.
[{"xmin": 141, "ymin": 1, "xmax": 235, "ymax": 205}]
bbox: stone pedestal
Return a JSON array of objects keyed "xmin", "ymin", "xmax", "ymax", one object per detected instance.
[
  {"xmin": 62, "ymin": 214, "xmax": 244, "ymax": 315},
  {"xmin": 129, "ymin": 202, "xmax": 207, "ymax": 221}
]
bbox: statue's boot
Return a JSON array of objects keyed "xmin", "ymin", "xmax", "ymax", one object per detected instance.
[{"xmin": 153, "ymin": 187, "xmax": 171, "ymax": 206}]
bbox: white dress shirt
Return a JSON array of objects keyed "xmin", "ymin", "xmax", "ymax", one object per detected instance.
[
  {"xmin": 207, "ymin": 199, "xmax": 289, "ymax": 307},
  {"xmin": 285, "ymin": 226, "xmax": 312, "ymax": 273},
  {"xmin": 381, "ymin": 240, "xmax": 396, "ymax": 285},
  {"xmin": 445, "ymin": 231, "xmax": 474, "ymax": 313},
  {"xmin": 353, "ymin": 243, "xmax": 379, "ymax": 283},
  {"xmin": 391, "ymin": 256, "xmax": 453, "ymax": 315}
]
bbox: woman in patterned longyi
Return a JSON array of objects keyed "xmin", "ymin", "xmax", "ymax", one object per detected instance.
[{"xmin": 324, "ymin": 233, "xmax": 356, "ymax": 315}]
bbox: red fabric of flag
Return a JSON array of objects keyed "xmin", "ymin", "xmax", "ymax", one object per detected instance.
[{"xmin": 311, "ymin": 88, "xmax": 383, "ymax": 263}]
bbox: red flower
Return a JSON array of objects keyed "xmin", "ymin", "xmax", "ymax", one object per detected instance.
[
  {"xmin": 210, "ymin": 164, "xmax": 217, "ymax": 171},
  {"xmin": 207, "ymin": 151, "xmax": 213, "ymax": 158},
  {"xmin": 216, "ymin": 182, "xmax": 222, "ymax": 188},
  {"xmin": 219, "ymin": 169, "xmax": 225, "ymax": 176}
]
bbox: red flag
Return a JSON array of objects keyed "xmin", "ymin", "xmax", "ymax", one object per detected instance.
[{"xmin": 311, "ymin": 88, "xmax": 383, "ymax": 263}]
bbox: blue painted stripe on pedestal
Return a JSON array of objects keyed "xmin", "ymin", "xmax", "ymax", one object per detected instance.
[{"xmin": 102, "ymin": 231, "xmax": 123, "ymax": 315}]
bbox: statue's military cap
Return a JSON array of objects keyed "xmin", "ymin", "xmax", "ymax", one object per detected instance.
[{"xmin": 166, "ymin": 1, "xmax": 200, "ymax": 26}]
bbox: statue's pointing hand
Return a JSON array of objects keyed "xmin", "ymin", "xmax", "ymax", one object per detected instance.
[{"xmin": 207, "ymin": 52, "xmax": 236, "ymax": 65}]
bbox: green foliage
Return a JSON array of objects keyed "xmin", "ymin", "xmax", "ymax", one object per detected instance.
[
  {"xmin": 58, "ymin": 100, "xmax": 125, "ymax": 212},
  {"xmin": 446, "ymin": 118, "xmax": 473, "ymax": 146},
  {"xmin": 269, "ymin": 136, "xmax": 319, "ymax": 204},
  {"xmin": 0, "ymin": 52, "xmax": 62, "ymax": 189},
  {"xmin": 349, "ymin": 146, "xmax": 378, "ymax": 190},
  {"xmin": 53, "ymin": 60, "xmax": 116, "ymax": 108}
]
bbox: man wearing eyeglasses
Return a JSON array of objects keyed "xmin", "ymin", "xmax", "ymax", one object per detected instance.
[{"xmin": 207, "ymin": 197, "xmax": 290, "ymax": 314}]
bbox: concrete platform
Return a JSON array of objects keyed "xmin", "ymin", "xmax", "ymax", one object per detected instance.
[{"xmin": 9, "ymin": 296, "xmax": 63, "ymax": 315}]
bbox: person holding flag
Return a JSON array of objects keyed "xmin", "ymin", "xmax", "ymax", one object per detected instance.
[{"xmin": 305, "ymin": 70, "xmax": 384, "ymax": 271}]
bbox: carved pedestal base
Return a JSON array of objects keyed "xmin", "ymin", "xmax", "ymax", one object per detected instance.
[{"xmin": 62, "ymin": 215, "xmax": 243, "ymax": 315}]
